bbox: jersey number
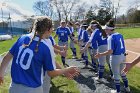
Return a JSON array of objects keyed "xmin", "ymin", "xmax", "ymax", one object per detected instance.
[
  {"xmin": 120, "ymin": 38, "xmax": 124, "ymax": 49},
  {"xmin": 16, "ymin": 46, "xmax": 33, "ymax": 70},
  {"xmin": 100, "ymin": 33, "xmax": 106, "ymax": 40}
]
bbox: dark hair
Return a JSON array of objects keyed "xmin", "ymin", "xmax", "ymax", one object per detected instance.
[
  {"xmin": 24, "ymin": 16, "xmax": 53, "ymax": 52},
  {"xmin": 106, "ymin": 19, "xmax": 115, "ymax": 30},
  {"xmin": 86, "ymin": 26, "xmax": 92, "ymax": 34},
  {"xmin": 90, "ymin": 20, "xmax": 107, "ymax": 38},
  {"xmin": 67, "ymin": 21, "xmax": 73, "ymax": 26},
  {"xmin": 81, "ymin": 23, "xmax": 88, "ymax": 30}
]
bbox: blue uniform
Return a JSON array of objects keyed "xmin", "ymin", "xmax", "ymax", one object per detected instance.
[
  {"xmin": 56, "ymin": 27, "xmax": 71, "ymax": 42},
  {"xmin": 89, "ymin": 29, "xmax": 107, "ymax": 46},
  {"xmin": 49, "ymin": 36, "xmax": 56, "ymax": 46},
  {"xmin": 9, "ymin": 34, "xmax": 56, "ymax": 88},
  {"xmin": 108, "ymin": 32, "xmax": 129, "ymax": 93},
  {"xmin": 108, "ymin": 33, "xmax": 125, "ymax": 55},
  {"xmin": 81, "ymin": 30, "xmax": 89, "ymax": 43},
  {"xmin": 78, "ymin": 28, "xmax": 83, "ymax": 41}
]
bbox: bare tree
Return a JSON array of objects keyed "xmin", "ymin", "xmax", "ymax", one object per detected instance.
[
  {"xmin": 51, "ymin": 0, "xmax": 62, "ymax": 22},
  {"xmin": 33, "ymin": 0, "xmax": 54, "ymax": 17},
  {"xmin": 73, "ymin": 2, "xmax": 88, "ymax": 21}
]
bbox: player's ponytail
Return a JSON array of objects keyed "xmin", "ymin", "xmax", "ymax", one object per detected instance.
[
  {"xmin": 23, "ymin": 17, "xmax": 52, "ymax": 52},
  {"xmin": 90, "ymin": 20, "xmax": 107, "ymax": 38},
  {"xmin": 34, "ymin": 17, "xmax": 53, "ymax": 52}
]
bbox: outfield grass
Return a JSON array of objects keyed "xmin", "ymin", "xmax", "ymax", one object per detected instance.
[
  {"xmin": 116, "ymin": 27, "xmax": 140, "ymax": 39},
  {"xmin": 0, "ymin": 27, "xmax": 140, "ymax": 93}
]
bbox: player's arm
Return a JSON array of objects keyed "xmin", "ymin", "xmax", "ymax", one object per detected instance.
[
  {"xmin": 0, "ymin": 52, "xmax": 13, "ymax": 85},
  {"xmin": 54, "ymin": 48, "xmax": 67, "ymax": 57},
  {"xmin": 80, "ymin": 42, "xmax": 91, "ymax": 54},
  {"xmin": 54, "ymin": 34, "xmax": 58, "ymax": 39},
  {"xmin": 122, "ymin": 55, "xmax": 140, "ymax": 74},
  {"xmin": 94, "ymin": 50, "xmax": 113, "ymax": 58},
  {"xmin": 47, "ymin": 67, "xmax": 79, "ymax": 79},
  {"xmin": 53, "ymin": 44, "xmax": 67, "ymax": 51},
  {"xmin": 130, "ymin": 55, "xmax": 140, "ymax": 67}
]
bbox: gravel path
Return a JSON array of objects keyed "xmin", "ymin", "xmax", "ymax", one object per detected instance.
[{"xmin": 66, "ymin": 59, "xmax": 127, "ymax": 93}]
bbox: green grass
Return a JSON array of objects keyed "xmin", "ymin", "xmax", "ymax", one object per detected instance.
[
  {"xmin": 116, "ymin": 28, "xmax": 140, "ymax": 39},
  {"xmin": 0, "ymin": 28, "xmax": 140, "ymax": 93},
  {"xmin": 0, "ymin": 36, "xmax": 18, "ymax": 54}
]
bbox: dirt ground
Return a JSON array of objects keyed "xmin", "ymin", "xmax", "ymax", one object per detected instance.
[{"xmin": 125, "ymin": 38, "xmax": 140, "ymax": 67}]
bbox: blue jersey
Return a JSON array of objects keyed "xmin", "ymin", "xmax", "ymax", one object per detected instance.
[
  {"xmin": 87, "ymin": 31, "xmax": 97, "ymax": 49},
  {"xmin": 89, "ymin": 29, "xmax": 107, "ymax": 47},
  {"xmin": 56, "ymin": 27, "xmax": 71, "ymax": 42},
  {"xmin": 78, "ymin": 28, "xmax": 83, "ymax": 41},
  {"xmin": 49, "ymin": 36, "xmax": 56, "ymax": 46},
  {"xmin": 68, "ymin": 27, "xmax": 74, "ymax": 34},
  {"xmin": 81, "ymin": 30, "xmax": 89, "ymax": 43},
  {"xmin": 108, "ymin": 32, "xmax": 125, "ymax": 55},
  {"xmin": 9, "ymin": 34, "xmax": 56, "ymax": 88}
]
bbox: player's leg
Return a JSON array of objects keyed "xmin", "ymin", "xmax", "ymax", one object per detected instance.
[
  {"xmin": 111, "ymin": 55, "xmax": 121, "ymax": 93},
  {"xmin": 83, "ymin": 49, "xmax": 88, "ymax": 67},
  {"xmin": 98, "ymin": 45, "xmax": 106, "ymax": 79},
  {"xmin": 120, "ymin": 55, "xmax": 130, "ymax": 92},
  {"xmin": 58, "ymin": 41, "xmax": 66, "ymax": 66},
  {"xmin": 92, "ymin": 48, "xmax": 98, "ymax": 70},
  {"xmin": 106, "ymin": 54, "xmax": 113, "ymax": 78},
  {"xmin": 70, "ymin": 39, "xmax": 77, "ymax": 58}
]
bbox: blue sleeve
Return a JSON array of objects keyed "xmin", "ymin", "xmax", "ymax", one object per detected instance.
[
  {"xmin": 9, "ymin": 37, "xmax": 21, "ymax": 55},
  {"xmin": 85, "ymin": 31, "xmax": 89, "ymax": 42},
  {"xmin": 108, "ymin": 36, "xmax": 114, "ymax": 50},
  {"xmin": 9, "ymin": 41, "xmax": 18, "ymax": 56},
  {"xmin": 43, "ymin": 46, "xmax": 56, "ymax": 71},
  {"xmin": 67, "ymin": 28, "xmax": 71, "ymax": 35},
  {"xmin": 56, "ymin": 28, "xmax": 59, "ymax": 35}
]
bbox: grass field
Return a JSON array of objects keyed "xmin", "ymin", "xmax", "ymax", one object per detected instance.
[{"xmin": 0, "ymin": 27, "xmax": 140, "ymax": 93}]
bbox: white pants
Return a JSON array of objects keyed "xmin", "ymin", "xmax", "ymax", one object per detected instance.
[
  {"xmin": 43, "ymin": 74, "xmax": 51, "ymax": 93},
  {"xmin": 9, "ymin": 82, "xmax": 43, "ymax": 93},
  {"xmin": 110, "ymin": 54, "xmax": 126, "ymax": 80}
]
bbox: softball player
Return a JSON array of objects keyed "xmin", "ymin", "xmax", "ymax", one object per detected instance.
[
  {"xmin": 81, "ymin": 20, "xmax": 112, "ymax": 80},
  {"xmin": 75, "ymin": 22, "xmax": 85, "ymax": 61},
  {"xmin": 54, "ymin": 21, "xmax": 74, "ymax": 67},
  {"xmin": 86, "ymin": 27, "xmax": 98, "ymax": 70},
  {"xmin": 0, "ymin": 17, "xmax": 79, "ymax": 93},
  {"xmin": 79, "ymin": 23, "xmax": 89, "ymax": 67},
  {"xmin": 67, "ymin": 21, "xmax": 77, "ymax": 58},
  {"xmin": 95, "ymin": 19, "xmax": 130, "ymax": 93}
]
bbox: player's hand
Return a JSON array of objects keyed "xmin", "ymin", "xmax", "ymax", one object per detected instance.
[
  {"xmin": 60, "ymin": 51, "xmax": 67, "ymax": 57},
  {"xmin": 80, "ymin": 48, "xmax": 85, "ymax": 54},
  {"xmin": 64, "ymin": 73, "xmax": 74, "ymax": 79},
  {"xmin": 63, "ymin": 45, "xmax": 68, "ymax": 51},
  {"xmin": 94, "ymin": 53, "xmax": 101, "ymax": 59},
  {"xmin": 65, "ymin": 66, "xmax": 80, "ymax": 79},
  {"xmin": 121, "ymin": 62, "xmax": 132, "ymax": 74},
  {"xmin": 0, "ymin": 76, "xmax": 4, "ymax": 85}
]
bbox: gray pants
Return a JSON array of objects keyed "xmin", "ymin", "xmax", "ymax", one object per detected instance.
[
  {"xmin": 43, "ymin": 74, "xmax": 51, "ymax": 93},
  {"xmin": 58, "ymin": 41, "xmax": 68, "ymax": 50},
  {"xmin": 110, "ymin": 54, "xmax": 126, "ymax": 80},
  {"xmin": 69, "ymin": 39, "xmax": 75, "ymax": 49},
  {"xmin": 98, "ymin": 45, "xmax": 109, "ymax": 66},
  {"xmin": 9, "ymin": 82, "xmax": 43, "ymax": 93}
]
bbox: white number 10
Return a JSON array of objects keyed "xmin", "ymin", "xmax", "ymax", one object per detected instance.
[{"xmin": 16, "ymin": 46, "xmax": 33, "ymax": 70}]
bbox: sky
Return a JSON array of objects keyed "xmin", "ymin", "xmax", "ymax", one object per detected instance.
[{"xmin": 0, "ymin": 0, "xmax": 140, "ymax": 16}]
